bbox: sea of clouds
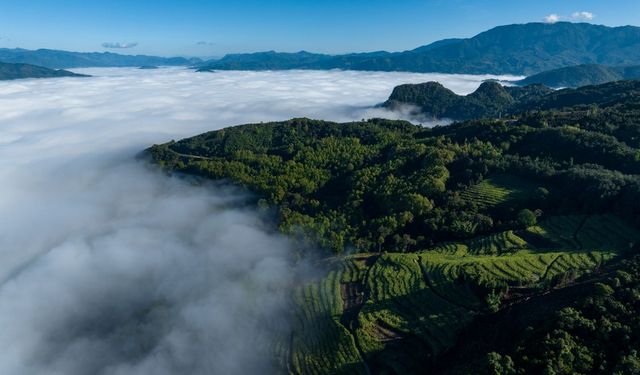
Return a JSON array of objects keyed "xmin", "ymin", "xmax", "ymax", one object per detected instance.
[{"xmin": 0, "ymin": 67, "xmax": 518, "ymax": 375}]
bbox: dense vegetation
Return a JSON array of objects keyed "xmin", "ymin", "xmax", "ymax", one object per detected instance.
[
  {"xmin": 437, "ymin": 255, "xmax": 640, "ymax": 375},
  {"xmin": 198, "ymin": 22, "xmax": 640, "ymax": 75},
  {"xmin": 518, "ymin": 64, "xmax": 640, "ymax": 88},
  {"xmin": 0, "ymin": 61, "xmax": 86, "ymax": 80},
  {"xmin": 148, "ymin": 78, "xmax": 640, "ymax": 374},
  {"xmin": 149, "ymin": 81, "xmax": 640, "ymax": 253}
]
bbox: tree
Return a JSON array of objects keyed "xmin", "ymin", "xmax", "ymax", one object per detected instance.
[
  {"xmin": 517, "ymin": 209, "xmax": 537, "ymax": 228},
  {"xmin": 486, "ymin": 352, "xmax": 517, "ymax": 375}
]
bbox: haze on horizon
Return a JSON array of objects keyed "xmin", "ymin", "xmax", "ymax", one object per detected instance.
[{"xmin": 0, "ymin": 0, "xmax": 639, "ymax": 57}]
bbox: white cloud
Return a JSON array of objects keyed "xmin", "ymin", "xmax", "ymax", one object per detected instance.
[
  {"xmin": 543, "ymin": 11, "xmax": 595, "ymax": 24},
  {"xmin": 102, "ymin": 42, "xmax": 138, "ymax": 49},
  {"xmin": 543, "ymin": 14, "xmax": 561, "ymax": 23},
  {"xmin": 0, "ymin": 68, "xmax": 518, "ymax": 374},
  {"xmin": 572, "ymin": 11, "xmax": 595, "ymax": 21}
]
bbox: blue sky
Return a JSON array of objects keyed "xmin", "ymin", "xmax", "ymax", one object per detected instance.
[{"xmin": 0, "ymin": 0, "xmax": 639, "ymax": 57}]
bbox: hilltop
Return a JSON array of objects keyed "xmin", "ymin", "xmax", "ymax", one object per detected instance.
[{"xmin": 383, "ymin": 81, "xmax": 552, "ymax": 120}]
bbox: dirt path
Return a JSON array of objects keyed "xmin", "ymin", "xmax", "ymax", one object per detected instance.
[
  {"xmin": 169, "ymin": 149, "xmax": 214, "ymax": 160},
  {"xmin": 370, "ymin": 319, "xmax": 403, "ymax": 342},
  {"xmin": 540, "ymin": 254, "xmax": 563, "ymax": 281},
  {"xmin": 339, "ymin": 282, "xmax": 364, "ymax": 328}
]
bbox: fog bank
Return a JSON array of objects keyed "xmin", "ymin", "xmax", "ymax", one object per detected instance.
[{"xmin": 0, "ymin": 68, "xmax": 516, "ymax": 374}]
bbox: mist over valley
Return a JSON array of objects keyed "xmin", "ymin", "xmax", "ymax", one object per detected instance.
[{"xmin": 0, "ymin": 68, "xmax": 507, "ymax": 374}]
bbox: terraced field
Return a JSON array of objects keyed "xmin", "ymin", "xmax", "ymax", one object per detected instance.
[
  {"xmin": 459, "ymin": 174, "xmax": 540, "ymax": 208},
  {"xmin": 430, "ymin": 230, "xmax": 529, "ymax": 256},
  {"xmin": 290, "ymin": 267, "xmax": 367, "ymax": 375},
  {"xmin": 356, "ymin": 254, "xmax": 475, "ymax": 371},
  {"xmin": 421, "ymin": 250, "xmax": 612, "ymax": 287},
  {"xmin": 288, "ymin": 214, "xmax": 640, "ymax": 374}
]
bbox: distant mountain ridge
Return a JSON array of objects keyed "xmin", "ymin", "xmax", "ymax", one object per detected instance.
[
  {"xmin": 197, "ymin": 50, "xmax": 393, "ymax": 71},
  {"xmin": 518, "ymin": 64, "xmax": 640, "ymax": 87},
  {"xmin": 0, "ymin": 61, "xmax": 87, "ymax": 80},
  {"xmin": 199, "ymin": 22, "xmax": 640, "ymax": 75},
  {"xmin": 0, "ymin": 48, "xmax": 202, "ymax": 69}
]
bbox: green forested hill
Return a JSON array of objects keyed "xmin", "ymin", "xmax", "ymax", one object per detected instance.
[
  {"xmin": 147, "ymin": 80, "xmax": 640, "ymax": 374},
  {"xmin": 148, "ymin": 115, "xmax": 640, "ymax": 255},
  {"xmin": 384, "ymin": 81, "xmax": 554, "ymax": 120}
]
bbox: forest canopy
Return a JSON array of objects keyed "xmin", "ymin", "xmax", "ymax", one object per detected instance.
[{"xmin": 148, "ymin": 80, "xmax": 640, "ymax": 255}]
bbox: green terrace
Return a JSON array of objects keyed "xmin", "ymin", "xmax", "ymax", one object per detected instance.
[{"xmin": 286, "ymin": 214, "xmax": 639, "ymax": 374}]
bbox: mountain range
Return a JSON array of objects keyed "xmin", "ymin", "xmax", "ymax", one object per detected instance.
[
  {"xmin": 0, "ymin": 61, "xmax": 86, "ymax": 80},
  {"xmin": 0, "ymin": 48, "xmax": 201, "ymax": 69},
  {"xmin": 4, "ymin": 22, "xmax": 640, "ymax": 75},
  {"xmin": 198, "ymin": 22, "xmax": 640, "ymax": 75}
]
